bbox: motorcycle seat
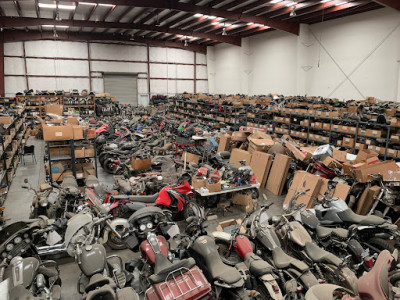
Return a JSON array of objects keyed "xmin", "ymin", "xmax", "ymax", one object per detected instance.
[
  {"xmin": 272, "ymin": 248, "xmax": 309, "ymax": 271},
  {"xmin": 244, "ymin": 252, "xmax": 273, "ymax": 277},
  {"xmin": 149, "ymin": 254, "xmax": 196, "ymax": 284},
  {"xmin": 338, "ymin": 209, "xmax": 385, "ymax": 226},
  {"xmin": 86, "ymin": 284, "xmax": 116, "ymax": 300},
  {"xmin": 85, "ymin": 274, "xmax": 116, "ymax": 293},
  {"xmin": 304, "ymin": 242, "xmax": 342, "ymax": 266},
  {"xmin": 208, "ymin": 257, "xmax": 242, "ymax": 285},
  {"xmin": 316, "ymin": 225, "xmax": 348, "ymax": 239},
  {"xmin": 113, "ymin": 193, "xmax": 159, "ymax": 203}
]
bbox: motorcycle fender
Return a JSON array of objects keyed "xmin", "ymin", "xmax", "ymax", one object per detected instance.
[
  {"xmin": 340, "ymin": 266, "xmax": 359, "ymax": 295},
  {"xmin": 109, "ymin": 201, "xmax": 120, "ymax": 211},
  {"xmin": 101, "ymin": 218, "xmax": 129, "ymax": 243},
  {"xmin": 211, "ymin": 231, "xmax": 232, "ymax": 243},
  {"xmin": 259, "ymin": 275, "xmax": 284, "ymax": 300},
  {"xmin": 347, "ymin": 239, "xmax": 364, "ymax": 259}
]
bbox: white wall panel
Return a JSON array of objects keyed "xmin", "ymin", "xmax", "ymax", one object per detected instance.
[
  {"xmin": 91, "ymin": 61, "xmax": 147, "ymax": 73},
  {"xmin": 149, "ymin": 47, "xmax": 167, "ymax": 62},
  {"xmin": 166, "ymin": 80, "xmax": 177, "ymax": 94},
  {"xmin": 25, "ymin": 41, "xmax": 88, "ymax": 58},
  {"xmin": 4, "ymin": 42, "xmax": 23, "ymax": 56},
  {"xmin": 55, "ymin": 78, "xmax": 90, "ymax": 91},
  {"xmin": 167, "ymin": 48, "xmax": 193, "ymax": 64},
  {"xmin": 5, "ymin": 77, "xmax": 26, "ymax": 95},
  {"xmin": 92, "ymin": 78, "xmax": 104, "ymax": 93},
  {"xmin": 4, "ymin": 58, "xmax": 25, "ymax": 75},
  {"xmin": 196, "ymin": 80, "xmax": 208, "ymax": 93},
  {"xmin": 177, "ymin": 65, "xmax": 194, "ymax": 79},
  {"xmin": 26, "ymin": 59, "xmax": 57, "ymax": 75},
  {"xmin": 28, "ymin": 77, "xmax": 57, "ymax": 91},
  {"xmin": 196, "ymin": 53, "xmax": 207, "ymax": 65},
  {"xmin": 90, "ymin": 43, "xmax": 147, "ymax": 61},
  {"xmin": 196, "ymin": 65, "xmax": 207, "ymax": 79},
  {"xmin": 150, "ymin": 64, "xmax": 167, "ymax": 78},
  {"xmin": 167, "ymin": 64, "xmax": 177, "ymax": 79},
  {"xmin": 150, "ymin": 79, "xmax": 168, "ymax": 93},
  {"xmin": 138, "ymin": 79, "xmax": 148, "ymax": 94},
  {"xmin": 26, "ymin": 59, "xmax": 88, "ymax": 76},
  {"xmin": 177, "ymin": 80, "xmax": 193, "ymax": 93}
]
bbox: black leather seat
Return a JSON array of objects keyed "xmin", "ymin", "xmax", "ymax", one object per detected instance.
[
  {"xmin": 338, "ymin": 209, "xmax": 385, "ymax": 225},
  {"xmin": 122, "ymin": 193, "xmax": 159, "ymax": 203},
  {"xmin": 149, "ymin": 254, "xmax": 196, "ymax": 284},
  {"xmin": 272, "ymin": 247, "xmax": 308, "ymax": 271},
  {"xmin": 244, "ymin": 252, "xmax": 273, "ymax": 277},
  {"xmin": 316, "ymin": 225, "xmax": 348, "ymax": 239},
  {"xmin": 304, "ymin": 242, "xmax": 342, "ymax": 266}
]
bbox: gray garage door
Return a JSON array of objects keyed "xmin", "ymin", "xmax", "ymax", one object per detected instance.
[{"xmin": 103, "ymin": 73, "xmax": 138, "ymax": 105}]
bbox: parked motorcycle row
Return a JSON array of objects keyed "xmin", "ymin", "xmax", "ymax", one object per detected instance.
[{"xmin": 3, "ymin": 104, "xmax": 400, "ymax": 299}]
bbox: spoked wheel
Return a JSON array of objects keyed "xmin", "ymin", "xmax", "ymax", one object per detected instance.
[
  {"xmin": 183, "ymin": 200, "xmax": 204, "ymax": 220},
  {"xmin": 214, "ymin": 239, "xmax": 242, "ymax": 267},
  {"xmin": 103, "ymin": 158, "xmax": 121, "ymax": 175}
]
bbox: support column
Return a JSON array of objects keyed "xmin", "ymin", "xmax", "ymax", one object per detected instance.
[
  {"xmin": 194, "ymin": 51, "xmax": 196, "ymax": 94},
  {"xmin": 22, "ymin": 41, "xmax": 29, "ymax": 90},
  {"xmin": 147, "ymin": 44, "xmax": 150, "ymax": 97},
  {"xmin": 0, "ymin": 37, "xmax": 4, "ymax": 97},
  {"xmin": 87, "ymin": 42, "xmax": 92, "ymax": 91}
]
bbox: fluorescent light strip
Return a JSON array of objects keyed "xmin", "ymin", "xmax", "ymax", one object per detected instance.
[
  {"xmin": 271, "ymin": 0, "xmax": 283, "ymax": 3},
  {"xmin": 194, "ymin": 13, "xmax": 203, "ymax": 17},
  {"xmin": 42, "ymin": 25, "xmax": 69, "ymax": 28},
  {"xmin": 285, "ymin": 1, "xmax": 297, "ymax": 7},
  {"xmin": 320, "ymin": 0, "xmax": 331, "ymax": 2},
  {"xmin": 335, "ymin": 1, "xmax": 348, "ymax": 6},
  {"xmin": 38, "ymin": 3, "xmax": 76, "ymax": 10}
]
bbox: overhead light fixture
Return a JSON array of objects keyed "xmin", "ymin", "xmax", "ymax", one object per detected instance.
[
  {"xmin": 194, "ymin": 13, "xmax": 203, "ymax": 17},
  {"xmin": 285, "ymin": 1, "xmax": 297, "ymax": 7},
  {"xmin": 184, "ymin": 38, "xmax": 188, "ymax": 47},
  {"xmin": 39, "ymin": 3, "xmax": 76, "ymax": 10},
  {"xmin": 222, "ymin": 27, "xmax": 227, "ymax": 36},
  {"xmin": 335, "ymin": 1, "xmax": 348, "ymax": 5},
  {"xmin": 79, "ymin": 2, "xmax": 96, "ymax": 5},
  {"xmin": 247, "ymin": 22, "xmax": 254, "ymax": 26},
  {"xmin": 98, "ymin": 3, "xmax": 114, "ymax": 6},
  {"xmin": 207, "ymin": 15, "xmax": 216, "ymax": 19},
  {"xmin": 320, "ymin": 0, "xmax": 331, "ymax": 2},
  {"xmin": 271, "ymin": 0, "xmax": 283, "ymax": 3},
  {"xmin": 211, "ymin": 21, "xmax": 220, "ymax": 25},
  {"xmin": 56, "ymin": 11, "xmax": 61, "ymax": 21},
  {"xmin": 155, "ymin": 14, "xmax": 161, "ymax": 26},
  {"xmin": 43, "ymin": 25, "xmax": 69, "ymax": 28},
  {"xmin": 290, "ymin": 5, "xmax": 296, "ymax": 17}
]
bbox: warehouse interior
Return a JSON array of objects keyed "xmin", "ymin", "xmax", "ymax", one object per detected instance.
[{"xmin": 0, "ymin": 1, "xmax": 400, "ymax": 300}]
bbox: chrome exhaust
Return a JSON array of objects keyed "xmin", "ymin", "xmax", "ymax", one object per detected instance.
[{"xmin": 36, "ymin": 243, "xmax": 66, "ymax": 256}]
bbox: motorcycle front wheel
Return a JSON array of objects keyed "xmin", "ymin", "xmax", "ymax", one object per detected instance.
[{"xmin": 107, "ymin": 231, "xmax": 127, "ymax": 250}]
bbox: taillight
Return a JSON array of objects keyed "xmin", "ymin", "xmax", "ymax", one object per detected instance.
[
  {"xmin": 297, "ymin": 287, "xmax": 302, "ymax": 294},
  {"xmin": 272, "ymin": 285, "xmax": 280, "ymax": 293},
  {"xmin": 365, "ymin": 257, "xmax": 374, "ymax": 268}
]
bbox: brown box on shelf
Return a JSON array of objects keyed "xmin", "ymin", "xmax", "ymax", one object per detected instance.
[
  {"xmin": 86, "ymin": 128, "xmax": 96, "ymax": 139},
  {"xmin": 370, "ymin": 129, "xmax": 382, "ymax": 138},
  {"xmin": 354, "ymin": 160, "xmax": 398, "ymax": 183},
  {"xmin": 355, "ymin": 143, "xmax": 367, "ymax": 150},
  {"xmin": 323, "ymin": 123, "xmax": 331, "ymax": 130},
  {"xmin": 43, "ymin": 125, "xmax": 74, "ymax": 141},
  {"xmin": 84, "ymin": 146, "xmax": 95, "ymax": 157},
  {"xmin": 72, "ymin": 125, "xmax": 84, "ymax": 140},
  {"xmin": 332, "ymin": 124, "xmax": 340, "ymax": 132},
  {"xmin": 59, "ymin": 147, "xmax": 71, "ymax": 156},
  {"xmin": 192, "ymin": 176, "xmax": 207, "ymax": 189},
  {"xmin": 266, "ymin": 154, "xmax": 292, "ymax": 196},
  {"xmin": 49, "ymin": 148, "xmax": 60, "ymax": 157},
  {"xmin": 45, "ymin": 104, "xmax": 63, "ymax": 116},
  {"xmin": 315, "ymin": 122, "xmax": 323, "ymax": 129},
  {"xmin": 131, "ymin": 157, "xmax": 152, "ymax": 170},
  {"xmin": 75, "ymin": 148, "xmax": 85, "ymax": 158},
  {"xmin": 348, "ymin": 127, "xmax": 357, "ymax": 134},
  {"xmin": 0, "ymin": 116, "xmax": 13, "ymax": 124},
  {"xmin": 205, "ymin": 181, "xmax": 221, "ymax": 193},
  {"xmin": 343, "ymin": 137, "xmax": 355, "ymax": 148}
]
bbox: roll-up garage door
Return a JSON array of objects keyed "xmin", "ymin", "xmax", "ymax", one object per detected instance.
[{"xmin": 103, "ymin": 73, "xmax": 138, "ymax": 105}]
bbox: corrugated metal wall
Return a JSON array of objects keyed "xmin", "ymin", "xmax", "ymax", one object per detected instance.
[{"xmin": 4, "ymin": 40, "xmax": 208, "ymax": 105}]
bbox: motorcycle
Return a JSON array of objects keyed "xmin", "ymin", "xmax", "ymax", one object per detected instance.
[
  {"xmin": 181, "ymin": 216, "xmax": 259, "ymax": 300},
  {"xmin": 0, "ymin": 256, "xmax": 61, "ymax": 300},
  {"xmin": 211, "ymin": 219, "xmax": 284, "ymax": 299},
  {"xmin": 305, "ymin": 250, "xmax": 400, "ymax": 299}
]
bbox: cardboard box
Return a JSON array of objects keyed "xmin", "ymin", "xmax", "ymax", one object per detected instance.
[
  {"xmin": 74, "ymin": 148, "xmax": 85, "ymax": 158},
  {"xmin": 333, "ymin": 149, "xmax": 348, "ymax": 163},
  {"xmin": 266, "ymin": 154, "xmax": 292, "ymax": 196},
  {"xmin": 230, "ymin": 149, "xmax": 252, "ymax": 168},
  {"xmin": 285, "ymin": 142, "xmax": 312, "ymax": 162},
  {"xmin": 205, "ymin": 181, "xmax": 221, "ymax": 193},
  {"xmin": 250, "ymin": 151, "xmax": 273, "ymax": 188},
  {"xmin": 43, "ymin": 125, "xmax": 74, "ymax": 141},
  {"xmin": 182, "ymin": 152, "xmax": 200, "ymax": 164},
  {"xmin": 354, "ymin": 149, "xmax": 379, "ymax": 163},
  {"xmin": 216, "ymin": 219, "xmax": 245, "ymax": 234},
  {"xmin": 59, "ymin": 147, "xmax": 71, "ymax": 156},
  {"xmin": 84, "ymin": 146, "xmax": 95, "ymax": 157},
  {"xmin": 86, "ymin": 128, "xmax": 96, "ymax": 139},
  {"xmin": 67, "ymin": 117, "xmax": 79, "ymax": 125},
  {"xmin": 284, "ymin": 171, "xmax": 322, "ymax": 208},
  {"xmin": 231, "ymin": 131, "xmax": 251, "ymax": 142},
  {"xmin": 356, "ymin": 185, "xmax": 381, "ymax": 215},
  {"xmin": 354, "ymin": 160, "xmax": 398, "ymax": 183},
  {"xmin": 217, "ymin": 134, "xmax": 231, "ymax": 153},
  {"xmin": 332, "ymin": 183, "xmax": 351, "ymax": 201},
  {"xmin": 343, "ymin": 137, "xmax": 355, "ymax": 148},
  {"xmin": 0, "ymin": 116, "xmax": 13, "ymax": 124},
  {"xmin": 322, "ymin": 156, "xmax": 342, "ymax": 169},
  {"xmin": 192, "ymin": 176, "xmax": 207, "ymax": 189},
  {"xmin": 45, "ymin": 104, "xmax": 63, "ymax": 116},
  {"xmin": 248, "ymin": 138, "xmax": 274, "ymax": 153},
  {"xmin": 131, "ymin": 157, "xmax": 152, "ymax": 170},
  {"xmin": 72, "ymin": 125, "xmax": 84, "ymax": 140},
  {"xmin": 313, "ymin": 144, "xmax": 334, "ymax": 161}
]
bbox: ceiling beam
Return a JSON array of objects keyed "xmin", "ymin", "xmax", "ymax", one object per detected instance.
[
  {"xmin": 34, "ymin": 0, "xmax": 40, "ymax": 18},
  {"xmin": 13, "ymin": 1, "xmax": 22, "ymax": 17},
  {"xmin": 2, "ymin": 30, "xmax": 207, "ymax": 53},
  {"xmin": 0, "ymin": 16, "xmax": 241, "ymax": 46},
  {"xmin": 29, "ymin": 0, "xmax": 299, "ymax": 35},
  {"xmin": 373, "ymin": 0, "xmax": 400, "ymax": 11},
  {"xmin": 100, "ymin": 5, "xmax": 116, "ymax": 22},
  {"xmin": 140, "ymin": 8, "xmax": 163, "ymax": 24}
]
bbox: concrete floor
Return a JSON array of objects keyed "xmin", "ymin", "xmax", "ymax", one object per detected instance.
[{"xmin": 3, "ymin": 137, "xmax": 285, "ymax": 299}]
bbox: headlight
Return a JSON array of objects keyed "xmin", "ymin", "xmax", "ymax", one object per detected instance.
[{"xmin": 139, "ymin": 224, "xmax": 146, "ymax": 231}]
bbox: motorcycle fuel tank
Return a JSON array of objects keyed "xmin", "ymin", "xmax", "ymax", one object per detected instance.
[
  {"xmin": 256, "ymin": 224, "xmax": 281, "ymax": 251},
  {"xmin": 140, "ymin": 235, "xmax": 168, "ymax": 265},
  {"xmin": 79, "ymin": 244, "xmax": 107, "ymax": 277},
  {"xmin": 287, "ymin": 221, "xmax": 312, "ymax": 247},
  {"xmin": 6, "ymin": 256, "xmax": 39, "ymax": 288},
  {"xmin": 235, "ymin": 236, "xmax": 253, "ymax": 260}
]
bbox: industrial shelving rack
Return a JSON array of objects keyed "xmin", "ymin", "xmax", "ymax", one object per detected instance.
[{"xmin": 16, "ymin": 95, "xmax": 63, "ymax": 119}]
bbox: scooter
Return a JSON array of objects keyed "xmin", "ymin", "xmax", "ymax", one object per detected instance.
[
  {"xmin": 182, "ymin": 216, "xmax": 259, "ymax": 300},
  {"xmin": 305, "ymin": 250, "xmax": 400, "ymax": 300},
  {"xmin": 211, "ymin": 224, "xmax": 284, "ymax": 299},
  {"xmin": 0, "ymin": 256, "xmax": 61, "ymax": 300}
]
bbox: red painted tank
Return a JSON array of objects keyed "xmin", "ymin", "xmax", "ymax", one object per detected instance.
[
  {"xmin": 140, "ymin": 235, "xmax": 169, "ymax": 264},
  {"xmin": 235, "ymin": 235, "xmax": 253, "ymax": 259}
]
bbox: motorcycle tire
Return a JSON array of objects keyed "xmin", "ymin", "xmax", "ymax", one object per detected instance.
[
  {"xmin": 183, "ymin": 200, "xmax": 204, "ymax": 220},
  {"xmin": 107, "ymin": 231, "xmax": 127, "ymax": 250},
  {"xmin": 390, "ymin": 271, "xmax": 400, "ymax": 288},
  {"xmin": 103, "ymin": 158, "xmax": 120, "ymax": 175},
  {"xmin": 368, "ymin": 237, "xmax": 395, "ymax": 253}
]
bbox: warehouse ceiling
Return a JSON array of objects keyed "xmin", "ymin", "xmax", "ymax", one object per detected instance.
[{"xmin": 0, "ymin": 0, "xmax": 394, "ymax": 53}]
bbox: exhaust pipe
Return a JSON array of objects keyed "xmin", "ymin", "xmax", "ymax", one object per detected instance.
[{"xmin": 36, "ymin": 243, "xmax": 66, "ymax": 256}]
